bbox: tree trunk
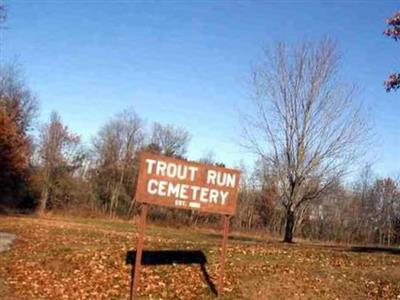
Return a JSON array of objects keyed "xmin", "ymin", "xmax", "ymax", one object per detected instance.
[
  {"xmin": 38, "ymin": 186, "xmax": 48, "ymax": 214},
  {"xmin": 283, "ymin": 209, "xmax": 295, "ymax": 243},
  {"xmin": 36, "ymin": 165, "xmax": 51, "ymax": 215}
]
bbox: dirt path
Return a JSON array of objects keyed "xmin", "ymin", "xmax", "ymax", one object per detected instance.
[{"xmin": 0, "ymin": 232, "xmax": 16, "ymax": 252}]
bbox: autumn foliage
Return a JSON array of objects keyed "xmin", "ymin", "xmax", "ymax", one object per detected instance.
[
  {"xmin": 0, "ymin": 65, "xmax": 35, "ymax": 209},
  {"xmin": 0, "ymin": 108, "xmax": 29, "ymax": 181},
  {"xmin": 384, "ymin": 11, "xmax": 400, "ymax": 40},
  {"xmin": 384, "ymin": 11, "xmax": 400, "ymax": 91}
]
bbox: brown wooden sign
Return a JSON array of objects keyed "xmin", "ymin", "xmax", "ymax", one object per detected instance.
[
  {"xmin": 130, "ymin": 151, "xmax": 240, "ymax": 299},
  {"xmin": 135, "ymin": 152, "xmax": 240, "ymax": 215}
]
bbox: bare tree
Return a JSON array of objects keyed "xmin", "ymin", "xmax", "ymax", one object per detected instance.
[
  {"xmin": 149, "ymin": 122, "xmax": 190, "ymax": 158},
  {"xmin": 0, "ymin": 3, "xmax": 6, "ymax": 29},
  {"xmin": 91, "ymin": 109, "xmax": 144, "ymax": 216},
  {"xmin": 0, "ymin": 3, "xmax": 6, "ymax": 48},
  {"xmin": 370, "ymin": 178, "xmax": 400, "ymax": 246},
  {"xmin": 242, "ymin": 39, "xmax": 369, "ymax": 242},
  {"xmin": 37, "ymin": 112, "xmax": 82, "ymax": 213},
  {"xmin": 0, "ymin": 64, "xmax": 38, "ymax": 134},
  {"xmin": 198, "ymin": 150, "xmax": 216, "ymax": 165}
]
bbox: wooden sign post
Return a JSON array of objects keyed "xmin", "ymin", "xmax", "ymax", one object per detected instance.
[
  {"xmin": 130, "ymin": 152, "xmax": 240, "ymax": 299},
  {"xmin": 130, "ymin": 203, "xmax": 147, "ymax": 300},
  {"xmin": 218, "ymin": 214, "xmax": 230, "ymax": 296}
]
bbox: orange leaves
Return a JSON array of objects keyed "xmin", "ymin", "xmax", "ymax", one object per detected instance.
[
  {"xmin": 0, "ymin": 108, "xmax": 30, "ymax": 179},
  {"xmin": 0, "ymin": 217, "xmax": 235, "ymax": 299},
  {"xmin": 1, "ymin": 216, "xmax": 400, "ymax": 299}
]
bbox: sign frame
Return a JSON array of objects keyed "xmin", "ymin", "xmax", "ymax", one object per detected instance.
[{"xmin": 135, "ymin": 151, "xmax": 240, "ymax": 215}]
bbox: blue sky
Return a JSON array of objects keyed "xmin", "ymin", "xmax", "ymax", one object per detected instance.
[{"xmin": 1, "ymin": 1, "xmax": 399, "ymax": 177}]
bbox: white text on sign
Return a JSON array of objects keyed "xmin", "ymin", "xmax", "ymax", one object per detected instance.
[{"xmin": 145, "ymin": 159, "xmax": 237, "ymax": 206}]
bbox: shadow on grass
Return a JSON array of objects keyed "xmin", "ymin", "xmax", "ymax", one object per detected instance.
[
  {"xmin": 304, "ymin": 243, "xmax": 400, "ymax": 256},
  {"xmin": 350, "ymin": 246, "xmax": 400, "ymax": 256},
  {"xmin": 126, "ymin": 250, "xmax": 217, "ymax": 296}
]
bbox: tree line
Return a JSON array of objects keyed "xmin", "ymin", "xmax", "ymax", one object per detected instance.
[
  {"xmin": 1, "ymin": 60, "xmax": 399, "ymax": 246},
  {"xmin": 0, "ymin": 5, "xmax": 399, "ymax": 245}
]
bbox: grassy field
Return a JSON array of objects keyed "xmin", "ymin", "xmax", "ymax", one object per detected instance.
[{"xmin": 0, "ymin": 215, "xmax": 399, "ymax": 299}]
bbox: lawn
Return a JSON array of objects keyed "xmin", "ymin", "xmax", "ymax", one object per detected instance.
[{"xmin": 0, "ymin": 215, "xmax": 399, "ymax": 299}]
